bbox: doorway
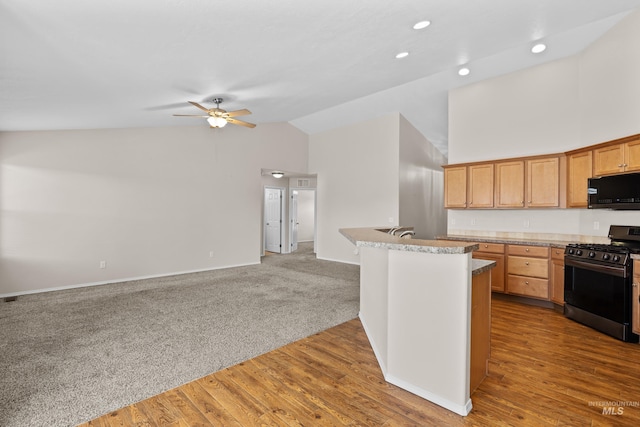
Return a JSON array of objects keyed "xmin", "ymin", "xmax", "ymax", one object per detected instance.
[{"xmin": 289, "ymin": 188, "xmax": 316, "ymax": 253}]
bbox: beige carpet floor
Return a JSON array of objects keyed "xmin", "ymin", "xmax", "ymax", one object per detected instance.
[{"xmin": 0, "ymin": 242, "xmax": 359, "ymax": 427}]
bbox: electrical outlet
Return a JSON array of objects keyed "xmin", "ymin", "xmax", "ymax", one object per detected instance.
[
  {"xmin": 209, "ymin": 251, "xmax": 214, "ymax": 258},
  {"xmin": 388, "ymin": 217, "xmax": 394, "ymax": 224},
  {"xmin": 594, "ymin": 221, "xmax": 600, "ymax": 230},
  {"xmin": 471, "ymin": 219, "xmax": 476, "ymax": 226},
  {"xmin": 99, "ymin": 261, "xmax": 106, "ymax": 269},
  {"xmin": 523, "ymin": 220, "xmax": 530, "ymax": 228},
  {"xmin": 450, "ymin": 218, "xmax": 456, "ymax": 226}
]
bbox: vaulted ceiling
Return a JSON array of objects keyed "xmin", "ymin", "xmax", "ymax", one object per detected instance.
[{"xmin": 2, "ymin": 0, "xmax": 639, "ymax": 156}]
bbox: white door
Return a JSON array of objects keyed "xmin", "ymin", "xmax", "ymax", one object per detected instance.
[
  {"xmin": 265, "ymin": 188, "xmax": 282, "ymax": 253},
  {"xmin": 290, "ymin": 190, "xmax": 298, "ymax": 252}
]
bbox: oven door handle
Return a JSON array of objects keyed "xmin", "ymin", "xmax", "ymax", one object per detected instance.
[{"xmin": 564, "ymin": 257, "xmax": 628, "ymax": 278}]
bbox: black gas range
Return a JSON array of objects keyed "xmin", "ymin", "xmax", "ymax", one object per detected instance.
[{"xmin": 564, "ymin": 225, "xmax": 640, "ymax": 342}]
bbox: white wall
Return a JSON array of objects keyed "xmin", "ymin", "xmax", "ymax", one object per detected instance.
[
  {"xmin": 0, "ymin": 123, "xmax": 308, "ymax": 295},
  {"xmin": 447, "ymin": 10, "xmax": 640, "ymax": 239},
  {"xmin": 309, "ymin": 114, "xmax": 400, "ymax": 264},
  {"xmin": 399, "ymin": 115, "xmax": 448, "ymax": 239},
  {"xmin": 448, "ymin": 56, "xmax": 581, "ymax": 164}
]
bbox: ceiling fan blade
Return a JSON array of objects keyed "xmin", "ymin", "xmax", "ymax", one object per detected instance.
[
  {"xmin": 224, "ymin": 109, "xmax": 251, "ymax": 118},
  {"xmin": 227, "ymin": 118, "xmax": 256, "ymax": 128},
  {"xmin": 188, "ymin": 101, "xmax": 212, "ymax": 112},
  {"xmin": 173, "ymin": 114, "xmax": 210, "ymax": 117}
]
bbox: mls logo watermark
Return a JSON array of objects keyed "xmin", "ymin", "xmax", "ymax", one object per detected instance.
[
  {"xmin": 589, "ymin": 400, "xmax": 639, "ymax": 416},
  {"xmin": 601, "ymin": 406, "xmax": 624, "ymax": 415}
]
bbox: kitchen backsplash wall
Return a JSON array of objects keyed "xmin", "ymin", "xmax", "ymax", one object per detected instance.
[{"xmin": 448, "ymin": 208, "xmax": 640, "ymax": 243}]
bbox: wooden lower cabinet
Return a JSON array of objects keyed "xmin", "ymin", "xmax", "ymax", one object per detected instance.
[
  {"xmin": 507, "ymin": 276, "xmax": 549, "ymax": 299},
  {"xmin": 633, "ymin": 260, "xmax": 640, "ymax": 336},
  {"xmin": 470, "ymin": 268, "xmax": 491, "ymax": 393},
  {"xmin": 472, "ymin": 243, "xmax": 505, "ymax": 292},
  {"xmin": 550, "ymin": 247, "xmax": 565, "ymax": 305},
  {"xmin": 506, "ymin": 244, "xmax": 550, "ymax": 300}
]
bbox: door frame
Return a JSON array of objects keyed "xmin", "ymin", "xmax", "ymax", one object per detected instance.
[{"xmin": 263, "ymin": 186, "xmax": 286, "ymax": 255}]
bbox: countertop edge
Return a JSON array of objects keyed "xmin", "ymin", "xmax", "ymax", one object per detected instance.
[
  {"xmin": 440, "ymin": 234, "xmax": 576, "ymax": 248},
  {"xmin": 472, "ymin": 259, "xmax": 496, "ymax": 275},
  {"xmin": 340, "ymin": 228, "xmax": 479, "ymax": 254}
]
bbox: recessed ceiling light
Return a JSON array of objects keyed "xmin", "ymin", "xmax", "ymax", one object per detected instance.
[
  {"xmin": 413, "ymin": 20, "xmax": 431, "ymax": 30},
  {"xmin": 458, "ymin": 67, "xmax": 470, "ymax": 76},
  {"xmin": 531, "ymin": 43, "xmax": 546, "ymax": 53},
  {"xmin": 395, "ymin": 52, "xmax": 409, "ymax": 59}
]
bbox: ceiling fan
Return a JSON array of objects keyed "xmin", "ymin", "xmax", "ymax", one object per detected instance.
[{"xmin": 173, "ymin": 98, "xmax": 256, "ymax": 128}]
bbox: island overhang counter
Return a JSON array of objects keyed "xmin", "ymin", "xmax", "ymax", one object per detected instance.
[{"xmin": 340, "ymin": 227, "xmax": 494, "ymax": 416}]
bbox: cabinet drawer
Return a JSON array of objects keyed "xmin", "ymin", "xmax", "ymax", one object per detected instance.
[
  {"xmin": 551, "ymin": 247, "xmax": 565, "ymax": 261},
  {"xmin": 474, "ymin": 242, "xmax": 505, "ymax": 254},
  {"xmin": 508, "ymin": 275, "xmax": 549, "ymax": 299},
  {"xmin": 508, "ymin": 245, "xmax": 549, "ymax": 258},
  {"xmin": 508, "ymin": 256, "xmax": 549, "ymax": 279}
]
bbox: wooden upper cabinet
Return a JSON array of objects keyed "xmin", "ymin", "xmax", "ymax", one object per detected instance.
[
  {"xmin": 593, "ymin": 138, "xmax": 640, "ymax": 176},
  {"xmin": 527, "ymin": 157, "xmax": 560, "ymax": 208},
  {"xmin": 495, "ymin": 161, "xmax": 525, "ymax": 208},
  {"xmin": 567, "ymin": 150, "xmax": 592, "ymax": 208},
  {"xmin": 594, "ymin": 144, "xmax": 625, "ymax": 176},
  {"xmin": 625, "ymin": 138, "xmax": 640, "ymax": 173},
  {"xmin": 468, "ymin": 164, "xmax": 494, "ymax": 208},
  {"xmin": 444, "ymin": 166, "xmax": 467, "ymax": 208}
]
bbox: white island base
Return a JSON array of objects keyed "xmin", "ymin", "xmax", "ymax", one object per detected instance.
[{"xmin": 340, "ymin": 228, "xmax": 493, "ymax": 416}]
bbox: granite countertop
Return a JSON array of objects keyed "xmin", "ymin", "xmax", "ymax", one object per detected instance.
[
  {"xmin": 340, "ymin": 227, "xmax": 478, "ymax": 254},
  {"xmin": 442, "ymin": 234, "xmax": 577, "ymax": 248},
  {"xmin": 472, "ymin": 259, "xmax": 496, "ymax": 275}
]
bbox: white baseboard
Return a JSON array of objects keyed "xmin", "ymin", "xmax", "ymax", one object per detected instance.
[
  {"xmin": 0, "ymin": 262, "xmax": 261, "ymax": 299},
  {"xmin": 316, "ymin": 255, "xmax": 360, "ymax": 265}
]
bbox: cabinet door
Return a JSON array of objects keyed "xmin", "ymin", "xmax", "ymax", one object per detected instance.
[
  {"xmin": 550, "ymin": 259, "xmax": 565, "ymax": 305},
  {"xmin": 567, "ymin": 151, "xmax": 592, "ymax": 208},
  {"xmin": 444, "ymin": 166, "xmax": 467, "ymax": 208},
  {"xmin": 593, "ymin": 144, "xmax": 624, "ymax": 176},
  {"xmin": 495, "ymin": 161, "xmax": 524, "ymax": 208},
  {"xmin": 468, "ymin": 164, "xmax": 494, "ymax": 208},
  {"xmin": 473, "ymin": 252, "xmax": 505, "ymax": 292},
  {"xmin": 527, "ymin": 157, "xmax": 559, "ymax": 207},
  {"xmin": 624, "ymin": 139, "xmax": 640, "ymax": 173}
]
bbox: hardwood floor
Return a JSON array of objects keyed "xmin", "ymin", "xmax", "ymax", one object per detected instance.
[{"xmin": 81, "ymin": 298, "xmax": 640, "ymax": 426}]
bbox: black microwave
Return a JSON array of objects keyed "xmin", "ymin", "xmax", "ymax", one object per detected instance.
[{"xmin": 588, "ymin": 172, "xmax": 640, "ymax": 210}]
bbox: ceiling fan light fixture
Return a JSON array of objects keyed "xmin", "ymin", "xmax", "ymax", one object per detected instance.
[
  {"xmin": 207, "ymin": 116, "xmax": 227, "ymax": 128},
  {"xmin": 531, "ymin": 43, "xmax": 547, "ymax": 54},
  {"xmin": 272, "ymin": 171, "xmax": 284, "ymax": 179},
  {"xmin": 413, "ymin": 20, "xmax": 431, "ymax": 30}
]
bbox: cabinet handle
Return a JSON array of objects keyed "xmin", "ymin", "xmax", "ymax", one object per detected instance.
[
  {"xmin": 618, "ymin": 164, "xmax": 623, "ymax": 167},
  {"xmin": 623, "ymin": 164, "xmax": 628, "ymax": 167},
  {"xmin": 525, "ymin": 281, "xmax": 529, "ymax": 285},
  {"xmin": 525, "ymin": 248, "xmax": 529, "ymax": 252},
  {"xmin": 484, "ymin": 244, "xmax": 488, "ymax": 248},
  {"xmin": 528, "ymin": 200, "xmax": 531, "ymax": 204},
  {"xmin": 525, "ymin": 262, "xmax": 530, "ymax": 265}
]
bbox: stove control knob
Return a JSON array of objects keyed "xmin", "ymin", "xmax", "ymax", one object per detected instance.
[
  {"xmin": 613, "ymin": 255, "xmax": 621, "ymax": 262},
  {"xmin": 568, "ymin": 248, "xmax": 575, "ymax": 255},
  {"xmin": 603, "ymin": 253, "xmax": 611, "ymax": 260},
  {"xmin": 576, "ymin": 250, "xmax": 583, "ymax": 256},
  {"xmin": 588, "ymin": 251, "xmax": 596, "ymax": 258}
]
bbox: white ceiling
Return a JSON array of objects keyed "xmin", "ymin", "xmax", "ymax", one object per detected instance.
[{"xmin": 2, "ymin": 0, "xmax": 640, "ymax": 156}]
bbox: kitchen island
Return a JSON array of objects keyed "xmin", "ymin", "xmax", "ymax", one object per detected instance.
[{"xmin": 340, "ymin": 227, "xmax": 494, "ymax": 416}]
